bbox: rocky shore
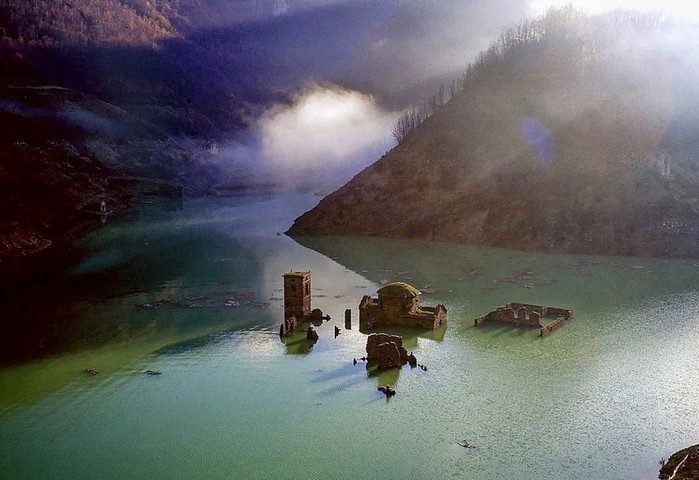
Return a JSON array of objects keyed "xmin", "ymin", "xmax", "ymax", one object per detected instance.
[{"xmin": 659, "ymin": 444, "xmax": 699, "ymax": 480}]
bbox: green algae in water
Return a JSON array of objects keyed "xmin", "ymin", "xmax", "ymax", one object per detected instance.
[{"xmin": 1, "ymin": 195, "xmax": 698, "ymax": 480}]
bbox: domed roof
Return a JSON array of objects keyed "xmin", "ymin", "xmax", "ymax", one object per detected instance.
[{"xmin": 377, "ymin": 282, "xmax": 421, "ymax": 298}]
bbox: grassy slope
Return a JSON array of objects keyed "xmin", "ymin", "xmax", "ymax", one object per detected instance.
[{"xmin": 288, "ymin": 11, "xmax": 699, "ymax": 258}]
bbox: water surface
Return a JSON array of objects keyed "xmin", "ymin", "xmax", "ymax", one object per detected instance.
[{"xmin": 1, "ymin": 194, "xmax": 697, "ymax": 480}]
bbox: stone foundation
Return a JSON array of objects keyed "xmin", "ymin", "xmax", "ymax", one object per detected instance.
[
  {"xmin": 475, "ymin": 302, "xmax": 572, "ymax": 337},
  {"xmin": 539, "ymin": 317, "xmax": 565, "ymax": 337}
]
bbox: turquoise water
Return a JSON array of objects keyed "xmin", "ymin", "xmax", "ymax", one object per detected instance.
[{"xmin": 1, "ymin": 194, "xmax": 698, "ymax": 479}]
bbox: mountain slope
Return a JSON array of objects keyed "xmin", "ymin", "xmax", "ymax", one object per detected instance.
[
  {"xmin": 0, "ymin": 85, "xmax": 223, "ymax": 277},
  {"xmin": 288, "ymin": 9, "xmax": 699, "ymax": 258}
]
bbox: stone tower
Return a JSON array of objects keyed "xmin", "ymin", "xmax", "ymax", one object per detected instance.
[{"xmin": 283, "ymin": 271, "xmax": 311, "ymax": 320}]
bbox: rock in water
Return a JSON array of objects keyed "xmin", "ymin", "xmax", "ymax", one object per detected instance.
[
  {"xmin": 375, "ymin": 342, "xmax": 402, "ymax": 370},
  {"xmin": 378, "ymin": 385, "xmax": 396, "ymax": 397},
  {"xmin": 306, "ymin": 326, "xmax": 319, "ymax": 342},
  {"xmin": 308, "ymin": 309, "xmax": 324, "ymax": 322},
  {"xmin": 366, "ymin": 333, "xmax": 409, "ymax": 370}
]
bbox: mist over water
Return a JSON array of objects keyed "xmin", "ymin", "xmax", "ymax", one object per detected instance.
[{"xmin": 217, "ymin": 84, "xmax": 398, "ymax": 191}]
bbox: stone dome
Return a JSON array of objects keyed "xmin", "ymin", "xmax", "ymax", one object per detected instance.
[{"xmin": 377, "ymin": 282, "xmax": 421, "ymax": 298}]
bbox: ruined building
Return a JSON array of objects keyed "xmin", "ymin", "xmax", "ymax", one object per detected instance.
[
  {"xmin": 359, "ymin": 282, "xmax": 447, "ymax": 330},
  {"xmin": 474, "ymin": 302, "xmax": 572, "ymax": 337},
  {"xmin": 283, "ymin": 271, "xmax": 311, "ymax": 320}
]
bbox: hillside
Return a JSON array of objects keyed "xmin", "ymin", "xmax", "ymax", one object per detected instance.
[
  {"xmin": 0, "ymin": 85, "xmax": 223, "ymax": 279},
  {"xmin": 288, "ymin": 9, "xmax": 699, "ymax": 258},
  {"xmin": 0, "ymin": 0, "xmax": 249, "ymax": 136}
]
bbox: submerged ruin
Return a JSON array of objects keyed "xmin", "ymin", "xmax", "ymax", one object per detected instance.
[
  {"xmin": 474, "ymin": 302, "xmax": 572, "ymax": 337},
  {"xmin": 283, "ymin": 271, "xmax": 311, "ymax": 321},
  {"xmin": 359, "ymin": 282, "xmax": 447, "ymax": 330},
  {"xmin": 365, "ymin": 333, "xmax": 412, "ymax": 370},
  {"xmin": 279, "ymin": 271, "xmax": 317, "ymax": 336}
]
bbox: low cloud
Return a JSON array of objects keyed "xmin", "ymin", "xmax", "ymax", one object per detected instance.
[{"xmin": 256, "ymin": 84, "xmax": 399, "ymax": 187}]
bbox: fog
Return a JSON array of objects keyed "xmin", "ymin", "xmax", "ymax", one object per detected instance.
[
  {"xmin": 259, "ymin": 85, "xmax": 397, "ymax": 172},
  {"xmin": 531, "ymin": 0, "xmax": 699, "ymax": 20},
  {"xmin": 216, "ymin": 84, "xmax": 398, "ymax": 191}
]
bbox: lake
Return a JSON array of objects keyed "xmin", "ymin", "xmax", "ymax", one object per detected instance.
[{"xmin": 1, "ymin": 193, "xmax": 697, "ymax": 479}]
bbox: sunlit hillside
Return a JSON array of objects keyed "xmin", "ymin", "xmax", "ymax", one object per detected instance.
[{"xmin": 289, "ymin": 7, "xmax": 699, "ymax": 258}]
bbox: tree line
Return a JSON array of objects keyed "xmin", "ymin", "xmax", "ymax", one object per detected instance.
[{"xmin": 392, "ymin": 6, "xmax": 673, "ymax": 144}]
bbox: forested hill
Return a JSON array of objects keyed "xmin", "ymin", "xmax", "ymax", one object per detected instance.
[
  {"xmin": 0, "ymin": 0, "xmax": 259, "ymax": 135},
  {"xmin": 0, "ymin": 0, "xmax": 245, "ymax": 272},
  {"xmin": 288, "ymin": 8, "xmax": 699, "ymax": 258}
]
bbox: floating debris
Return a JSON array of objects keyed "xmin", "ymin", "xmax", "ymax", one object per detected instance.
[
  {"xmin": 378, "ymin": 385, "xmax": 396, "ymax": 397},
  {"xmin": 457, "ymin": 440, "xmax": 476, "ymax": 449},
  {"xmin": 224, "ymin": 290, "xmax": 256, "ymax": 307},
  {"xmin": 138, "ymin": 299, "xmax": 171, "ymax": 309},
  {"xmin": 84, "ymin": 368, "xmax": 99, "ymax": 376},
  {"xmin": 144, "ymin": 370, "xmax": 162, "ymax": 375}
]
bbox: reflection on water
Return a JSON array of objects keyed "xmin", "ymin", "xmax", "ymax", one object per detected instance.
[{"xmin": 0, "ymin": 194, "xmax": 698, "ymax": 480}]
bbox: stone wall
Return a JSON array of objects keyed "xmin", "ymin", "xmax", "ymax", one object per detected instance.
[
  {"xmin": 359, "ymin": 295, "xmax": 382, "ymax": 325},
  {"xmin": 475, "ymin": 303, "xmax": 572, "ymax": 336},
  {"xmin": 359, "ymin": 295, "xmax": 447, "ymax": 330},
  {"xmin": 539, "ymin": 317, "xmax": 565, "ymax": 337},
  {"xmin": 279, "ymin": 316, "xmax": 299, "ymax": 336},
  {"xmin": 379, "ymin": 296, "xmax": 415, "ymax": 324},
  {"xmin": 474, "ymin": 307, "xmax": 542, "ymax": 327},
  {"xmin": 283, "ymin": 272, "xmax": 311, "ymax": 320}
]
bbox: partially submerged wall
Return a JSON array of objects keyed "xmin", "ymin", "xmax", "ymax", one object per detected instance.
[
  {"xmin": 539, "ymin": 317, "xmax": 565, "ymax": 337},
  {"xmin": 475, "ymin": 303, "xmax": 573, "ymax": 336},
  {"xmin": 474, "ymin": 306, "xmax": 542, "ymax": 328},
  {"xmin": 359, "ymin": 294, "xmax": 447, "ymax": 330}
]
